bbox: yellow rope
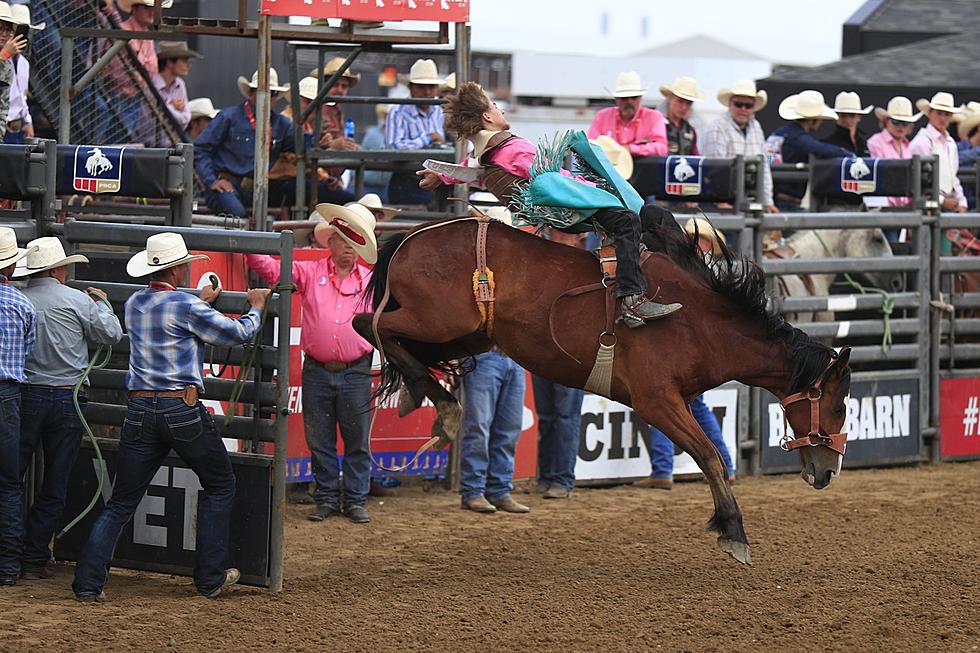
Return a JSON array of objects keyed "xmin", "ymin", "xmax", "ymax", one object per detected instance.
[{"xmin": 472, "ymin": 267, "xmax": 496, "ymax": 337}]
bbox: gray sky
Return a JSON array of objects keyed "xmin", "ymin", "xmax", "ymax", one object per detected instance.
[{"xmin": 470, "ymin": 0, "xmax": 868, "ymax": 65}]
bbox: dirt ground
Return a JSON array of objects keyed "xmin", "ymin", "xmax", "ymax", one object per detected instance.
[{"xmin": 1, "ymin": 462, "xmax": 979, "ymax": 653}]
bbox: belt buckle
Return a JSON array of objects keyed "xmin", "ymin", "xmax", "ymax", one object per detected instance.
[
  {"xmin": 322, "ymin": 361, "xmax": 346, "ymax": 372},
  {"xmin": 241, "ymin": 176, "xmax": 254, "ymax": 193}
]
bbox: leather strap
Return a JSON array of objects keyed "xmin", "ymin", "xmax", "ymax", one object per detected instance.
[{"xmin": 475, "ymin": 216, "xmax": 493, "ymax": 304}]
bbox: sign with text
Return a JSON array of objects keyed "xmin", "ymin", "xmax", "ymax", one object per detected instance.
[
  {"xmin": 260, "ymin": 0, "xmax": 469, "ymax": 21},
  {"xmin": 940, "ymin": 376, "xmax": 980, "ymax": 460},
  {"xmin": 761, "ymin": 376, "xmax": 920, "ymax": 473}
]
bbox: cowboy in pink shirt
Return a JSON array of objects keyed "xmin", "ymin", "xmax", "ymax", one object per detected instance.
[
  {"xmin": 867, "ymin": 96, "xmax": 919, "ymax": 208},
  {"xmin": 910, "ymin": 92, "xmax": 968, "ymax": 212},
  {"xmin": 587, "ymin": 71, "xmax": 668, "ymax": 158},
  {"xmin": 103, "ymin": 1, "xmax": 160, "ymax": 98}
]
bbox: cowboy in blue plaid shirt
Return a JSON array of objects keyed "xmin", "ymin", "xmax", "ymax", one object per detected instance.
[
  {"xmin": 73, "ymin": 233, "xmax": 270, "ymax": 602},
  {"xmin": 0, "ymin": 227, "xmax": 36, "ymax": 586}
]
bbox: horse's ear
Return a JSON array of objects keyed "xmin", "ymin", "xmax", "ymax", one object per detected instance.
[{"xmin": 825, "ymin": 347, "xmax": 851, "ymax": 382}]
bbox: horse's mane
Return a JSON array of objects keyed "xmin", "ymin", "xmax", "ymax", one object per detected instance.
[{"xmin": 639, "ymin": 211, "xmax": 836, "ymax": 393}]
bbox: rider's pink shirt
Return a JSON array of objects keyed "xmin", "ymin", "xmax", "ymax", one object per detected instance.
[{"xmin": 437, "ymin": 136, "xmax": 593, "ymax": 187}]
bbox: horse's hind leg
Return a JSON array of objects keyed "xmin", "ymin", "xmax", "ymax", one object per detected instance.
[{"xmin": 635, "ymin": 394, "xmax": 751, "ymax": 565}]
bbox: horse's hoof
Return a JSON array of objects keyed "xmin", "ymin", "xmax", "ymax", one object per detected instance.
[
  {"xmin": 718, "ymin": 538, "xmax": 752, "ymax": 566},
  {"xmin": 435, "ymin": 402, "xmax": 462, "ymax": 442},
  {"xmin": 433, "ymin": 435, "xmax": 452, "ymax": 450},
  {"xmin": 397, "ymin": 387, "xmax": 423, "ymax": 417}
]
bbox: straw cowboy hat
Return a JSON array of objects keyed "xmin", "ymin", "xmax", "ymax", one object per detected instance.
[
  {"xmin": 237, "ymin": 68, "xmax": 290, "ymax": 98},
  {"xmin": 916, "ymin": 92, "xmax": 963, "ymax": 114},
  {"xmin": 590, "ymin": 135, "xmax": 634, "ymax": 179},
  {"xmin": 13, "ymin": 237, "xmax": 88, "ymax": 278},
  {"xmin": 0, "ymin": 227, "xmax": 34, "ymax": 270},
  {"xmin": 357, "ymin": 193, "xmax": 400, "ymax": 220},
  {"xmin": 717, "ymin": 80, "xmax": 768, "ymax": 111},
  {"xmin": 10, "ymin": 5, "xmax": 44, "ymax": 30},
  {"xmin": 119, "ymin": 0, "xmax": 174, "ymax": 10},
  {"xmin": 440, "ymin": 72, "xmax": 456, "ymax": 92},
  {"xmin": 659, "ymin": 76, "xmax": 705, "ymax": 102},
  {"xmin": 0, "ymin": 3, "xmax": 14, "ymax": 24},
  {"xmin": 297, "ymin": 76, "xmax": 319, "ymax": 101},
  {"xmin": 778, "ymin": 90, "xmax": 838, "ymax": 121},
  {"xmin": 874, "ymin": 96, "xmax": 922, "ymax": 123},
  {"xmin": 408, "ymin": 59, "xmax": 443, "ymax": 85},
  {"xmin": 309, "ymin": 57, "xmax": 361, "ymax": 88},
  {"xmin": 683, "ymin": 218, "xmax": 723, "ymax": 257},
  {"xmin": 832, "ymin": 91, "xmax": 872, "ymax": 115},
  {"xmin": 156, "ymin": 40, "xmax": 202, "ymax": 61},
  {"xmin": 126, "ymin": 232, "xmax": 209, "ymax": 278},
  {"xmin": 612, "ymin": 71, "xmax": 646, "ymax": 98},
  {"xmin": 312, "ymin": 203, "xmax": 378, "ymax": 264},
  {"xmin": 954, "ymin": 101, "xmax": 980, "ymax": 135},
  {"xmin": 188, "ymin": 97, "xmax": 219, "ymax": 121}
]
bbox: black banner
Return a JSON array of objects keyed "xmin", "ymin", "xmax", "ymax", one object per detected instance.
[
  {"xmin": 54, "ymin": 440, "xmax": 273, "ymax": 588},
  {"xmin": 56, "ymin": 145, "xmax": 171, "ymax": 198},
  {"xmin": 631, "ymin": 155, "xmax": 738, "ymax": 201},
  {"xmin": 0, "ymin": 144, "xmax": 35, "ymax": 200},
  {"xmin": 761, "ymin": 376, "xmax": 921, "ymax": 473},
  {"xmin": 810, "ymin": 157, "xmax": 914, "ymax": 199}
]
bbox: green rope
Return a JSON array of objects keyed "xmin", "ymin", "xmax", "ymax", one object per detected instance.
[{"xmin": 842, "ymin": 272, "xmax": 895, "ymax": 353}]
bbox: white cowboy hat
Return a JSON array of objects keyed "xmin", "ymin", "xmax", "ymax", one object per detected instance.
[
  {"xmin": 408, "ymin": 59, "xmax": 442, "ymax": 85},
  {"xmin": 874, "ymin": 96, "xmax": 922, "ymax": 124},
  {"xmin": 188, "ymin": 97, "xmax": 219, "ymax": 121},
  {"xmin": 954, "ymin": 101, "xmax": 980, "ymax": 135},
  {"xmin": 833, "ymin": 91, "xmax": 872, "ymax": 115},
  {"xmin": 357, "ymin": 193, "xmax": 400, "ymax": 220},
  {"xmin": 612, "ymin": 71, "xmax": 646, "ymax": 98},
  {"xmin": 0, "ymin": 2, "xmax": 14, "ymax": 24},
  {"xmin": 237, "ymin": 68, "xmax": 290, "ymax": 98},
  {"xmin": 778, "ymin": 90, "xmax": 838, "ymax": 121},
  {"xmin": 10, "ymin": 5, "xmax": 44, "ymax": 30},
  {"xmin": 13, "ymin": 237, "xmax": 88, "ymax": 278},
  {"xmin": 312, "ymin": 203, "xmax": 378, "ymax": 264},
  {"xmin": 309, "ymin": 57, "xmax": 361, "ymax": 88},
  {"xmin": 916, "ymin": 92, "xmax": 963, "ymax": 114},
  {"xmin": 683, "ymin": 218, "xmax": 723, "ymax": 257},
  {"xmin": 439, "ymin": 72, "xmax": 456, "ymax": 91},
  {"xmin": 126, "ymin": 232, "xmax": 209, "ymax": 278},
  {"xmin": 119, "ymin": 0, "xmax": 174, "ymax": 10},
  {"xmin": 590, "ymin": 135, "xmax": 634, "ymax": 180},
  {"xmin": 297, "ymin": 76, "xmax": 319, "ymax": 101},
  {"xmin": 0, "ymin": 227, "xmax": 34, "ymax": 270},
  {"xmin": 717, "ymin": 80, "xmax": 768, "ymax": 111},
  {"xmin": 659, "ymin": 76, "xmax": 705, "ymax": 102}
]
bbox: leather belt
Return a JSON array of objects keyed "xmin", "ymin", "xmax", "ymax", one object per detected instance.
[
  {"xmin": 24, "ymin": 383, "xmax": 75, "ymax": 390},
  {"xmin": 7, "ymin": 119, "xmax": 22, "ymax": 133},
  {"xmin": 309, "ymin": 354, "xmax": 369, "ymax": 373},
  {"xmin": 218, "ymin": 171, "xmax": 254, "ymax": 193},
  {"xmin": 129, "ymin": 386, "xmax": 200, "ymax": 406}
]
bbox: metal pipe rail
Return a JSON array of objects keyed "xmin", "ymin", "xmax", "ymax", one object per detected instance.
[
  {"xmin": 757, "ymin": 212, "xmax": 927, "ymax": 229},
  {"xmin": 778, "ymin": 292, "xmax": 919, "ymax": 313},
  {"xmin": 762, "ymin": 255, "xmax": 920, "ymax": 275},
  {"xmin": 62, "ymin": 220, "xmax": 287, "ymax": 255}
]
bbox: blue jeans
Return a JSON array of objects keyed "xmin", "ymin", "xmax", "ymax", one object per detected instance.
[
  {"xmin": 0, "ymin": 383, "xmax": 22, "ymax": 580},
  {"xmin": 18, "ymin": 387, "xmax": 85, "ymax": 573},
  {"xmin": 532, "ymin": 375, "xmax": 583, "ymax": 491},
  {"xmin": 302, "ymin": 356, "xmax": 372, "ymax": 510},
  {"xmin": 205, "ymin": 177, "xmax": 356, "ymax": 219},
  {"xmin": 649, "ymin": 395, "xmax": 735, "ymax": 479},
  {"xmin": 459, "ymin": 351, "xmax": 525, "ymax": 501},
  {"xmin": 72, "ymin": 398, "xmax": 236, "ymax": 597},
  {"xmin": 3, "ymin": 130, "xmax": 24, "ymax": 145}
]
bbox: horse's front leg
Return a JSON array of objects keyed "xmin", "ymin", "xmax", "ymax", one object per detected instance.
[{"xmin": 634, "ymin": 394, "xmax": 751, "ymax": 565}]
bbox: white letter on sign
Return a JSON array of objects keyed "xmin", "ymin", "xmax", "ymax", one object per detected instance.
[
  {"xmin": 767, "ymin": 403, "xmax": 784, "ymax": 447},
  {"xmin": 171, "ymin": 467, "xmax": 203, "ymax": 551},
  {"xmin": 133, "ymin": 467, "xmax": 169, "ymax": 547}
]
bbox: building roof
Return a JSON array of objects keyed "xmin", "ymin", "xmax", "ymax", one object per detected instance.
[
  {"xmin": 856, "ymin": 0, "xmax": 980, "ymax": 33},
  {"xmin": 632, "ymin": 34, "xmax": 766, "ymax": 62}
]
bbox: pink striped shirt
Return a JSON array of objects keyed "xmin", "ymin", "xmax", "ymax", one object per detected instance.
[
  {"xmin": 587, "ymin": 106, "xmax": 668, "ymax": 157},
  {"xmin": 867, "ymin": 130, "xmax": 913, "ymax": 208}
]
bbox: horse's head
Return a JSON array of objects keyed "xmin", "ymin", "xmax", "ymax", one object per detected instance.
[
  {"xmin": 781, "ymin": 347, "xmax": 852, "ymax": 489},
  {"xmin": 844, "ymin": 229, "xmax": 903, "ymax": 292}
]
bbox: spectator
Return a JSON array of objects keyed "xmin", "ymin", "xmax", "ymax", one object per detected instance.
[
  {"xmin": 385, "ymin": 59, "xmax": 445, "ymax": 205},
  {"xmin": 770, "ymin": 90, "xmax": 853, "ymax": 210},
  {"xmin": 308, "ymin": 57, "xmax": 361, "ymax": 150},
  {"xmin": 4, "ymin": 5, "xmax": 38, "ymax": 144},
  {"xmin": 187, "ymin": 97, "xmax": 218, "ymax": 140},
  {"xmin": 153, "ymin": 41, "xmax": 200, "ymax": 138},
  {"xmin": 246, "ymin": 204, "xmax": 377, "ymax": 524},
  {"xmin": 911, "ymin": 92, "xmax": 967, "ymax": 213},
  {"xmin": 14, "ymin": 238, "xmax": 122, "ymax": 581},
  {"xmin": 439, "ymin": 73, "xmax": 456, "ymax": 101},
  {"xmin": 360, "ymin": 103, "xmax": 392, "ymax": 200},
  {"xmin": 954, "ymin": 102, "xmax": 980, "ymax": 210},
  {"xmin": 867, "ymin": 96, "xmax": 921, "ymax": 209},
  {"xmin": 659, "ymin": 76, "xmax": 704, "ymax": 155},
  {"xmin": 356, "ymin": 193, "xmax": 400, "ymax": 222},
  {"xmin": 822, "ymin": 91, "xmax": 871, "ymax": 156},
  {"xmin": 587, "ymin": 71, "xmax": 668, "ymax": 158},
  {"xmin": 700, "ymin": 80, "xmax": 777, "ymax": 213},
  {"xmin": 0, "ymin": 227, "xmax": 35, "ymax": 587}
]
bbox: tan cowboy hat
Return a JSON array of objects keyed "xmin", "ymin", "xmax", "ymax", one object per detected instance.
[
  {"xmin": 119, "ymin": 0, "xmax": 173, "ymax": 10},
  {"xmin": 613, "ymin": 71, "xmax": 646, "ymax": 98},
  {"xmin": 297, "ymin": 76, "xmax": 319, "ymax": 101},
  {"xmin": 874, "ymin": 96, "xmax": 921, "ymax": 124},
  {"xmin": 439, "ymin": 72, "xmax": 456, "ymax": 91},
  {"xmin": 778, "ymin": 90, "xmax": 838, "ymax": 121},
  {"xmin": 126, "ymin": 232, "xmax": 209, "ymax": 278},
  {"xmin": 955, "ymin": 101, "xmax": 980, "ymax": 135},
  {"xmin": 10, "ymin": 5, "xmax": 44, "ymax": 30},
  {"xmin": 237, "ymin": 68, "xmax": 290, "ymax": 98},
  {"xmin": 310, "ymin": 57, "xmax": 361, "ymax": 88},
  {"xmin": 13, "ymin": 237, "xmax": 88, "ymax": 278},
  {"xmin": 188, "ymin": 97, "xmax": 219, "ymax": 121},
  {"xmin": 683, "ymin": 218, "xmax": 723, "ymax": 257},
  {"xmin": 590, "ymin": 135, "xmax": 633, "ymax": 179},
  {"xmin": 356, "ymin": 193, "xmax": 400, "ymax": 220},
  {"xmin": 0, "ymin": 227, "xmax": 34, "ymax": 270},
  {"xmin": 833, "ymin": 91, "xmax": 872, "ymax": 115},
  {"xmin": 313, "ymin": 203, "xmax": 378, "ymax": 264},
  {"xmin": 717, "ymin": 80, "xmax": 767, "ymax": 111},
  {"xmin": 0, "ymin": 2, "xmax": 14, "ymax": 24},
  {"xmin": 659, "ymin": 76, "xmax": 705, "ymax": 102},
  {"xmin": 408, "ymin": 59, "xmax": 443, "ymax": 85},
  {"xmin": 916, "ymin": 92, "xmax": 963, "ymax": 114},
  {"xmin": 156, "ymin": 40, "xmax": 202, "ymax": 61}
]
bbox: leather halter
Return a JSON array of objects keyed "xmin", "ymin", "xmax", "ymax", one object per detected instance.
[{"xmin": 778, "ymin": 356, "xmax": 848, "ymax": 456}]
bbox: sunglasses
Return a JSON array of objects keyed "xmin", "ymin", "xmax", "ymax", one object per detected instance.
[{"xmin": 732, "ymin": 101, "xmax": 755, "ymax": 110}]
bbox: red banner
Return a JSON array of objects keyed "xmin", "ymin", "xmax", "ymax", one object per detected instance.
[
  {"xmin": 260, "ymin": 0, "xmax": 469, "ymax": 21},
  {"xmin": 940, "ymin": 377, "xmax": 980, "ymax": 459},
  {"xmin": 260, "ymin": 0, "xmax": 337, "ymax": 17}
]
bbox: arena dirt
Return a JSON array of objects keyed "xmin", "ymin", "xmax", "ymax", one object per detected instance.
[{"xmin": 1, "ymin": 462, "xmax": 979, "ymax": 652}]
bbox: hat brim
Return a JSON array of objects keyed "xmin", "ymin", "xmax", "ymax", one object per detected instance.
[
  {"xmin": 778, "ymin": 96, "xmax": 837, "ymax": 121},
  {"xmin": 312, "ymin": 204, "xmax": 378, "ymax": 264},
  {"xmin": 311, "ymin": 68, "xmax": 361, "ymax": 88},
  {"xmin": 835, "ymin": 104, "xmax": 873, "ymax": 115},
  {"xmin": 12, "ymin": 254, "xmax": 89, "ymax": 278},
  {"xmin": 159, "ymin": 48, "xmax": 202, "ymax": 60},
  {"xmin": 409, "ymin": 77, "xmax": 444, "ymax": 85},
  {"xmin": 126, "ymin": 251, "xmax": 210, "ymax": 278},
  {"xmin": 717, "ymin": 89, "xmax": 767, "ymax": 111},
  {"xmin": 363, "ymin": 206, "xmax": 401, "ymax": 220},
  {"xmin": 0, "ymin": 246, "xmax": 32, "ymax": 270},
  {"xmin": 659, "ymin": 84, "xmax": 704, "ymax": 102},
  {"xmin": 957, "ymin": 114, "xmax": 980, "ymax": 135},
  {"xmin": 917, "ymin": 98, "xmax": 963, "ymax": 114},
  {"xmin": 238, "ymin": 76, "xmax": 290, "ymax": 98},
  {"xmin": 612, "ymin": 89, "xmax": 646, "ymax": 98},
  {"xmin": 874, "ymin": 107, "xmax": 922, "ymax": 123},
  {"xmin": 589, "ymin": 137, "xmax": 633, "ymax": 180}
]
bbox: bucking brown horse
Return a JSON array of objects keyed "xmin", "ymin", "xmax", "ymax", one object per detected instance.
[{"xmin": 352, "ymin": 216, "xmax": 852, "ymax": 566}]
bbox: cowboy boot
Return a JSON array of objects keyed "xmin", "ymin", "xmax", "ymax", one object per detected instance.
[{"xmin": 620, "ymin": 294, "xmax": 683, "ymax": 328}]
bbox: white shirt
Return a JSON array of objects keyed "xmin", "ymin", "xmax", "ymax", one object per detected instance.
[{"xmin": 6, "ymin": 55, "xmax": 31, "ymax": 126}]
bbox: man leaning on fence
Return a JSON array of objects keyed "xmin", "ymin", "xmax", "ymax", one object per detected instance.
[
  {"xmin": 386, "ymin": 59, "xmax": 446, "ymax": 205},
  {"xmin": 72, "ymin": 233, "xmax": 270, "ymax": 602},
  {"xmin": 911, "ymin": 92, "xmax": 968, "ymax": 214},
  {"xmin": 867, "ymin": 96, "xmax": 920, "ymax": 212},
  {"xmin": 14, "ymin": 238, "xmax": 122, "ymax": 582}
]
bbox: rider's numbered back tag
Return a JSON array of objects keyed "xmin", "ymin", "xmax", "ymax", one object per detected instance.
[
  {"xmin": 73, "ymin": 145, "xmax": 125, "ymax": 194},
  {"xmin": 839, "ymin": 157, "xmax": 880, "ymax": 195},
  {"xmin": 664, "ymin": 155, "xmax": 704, "ymax": 196}
]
